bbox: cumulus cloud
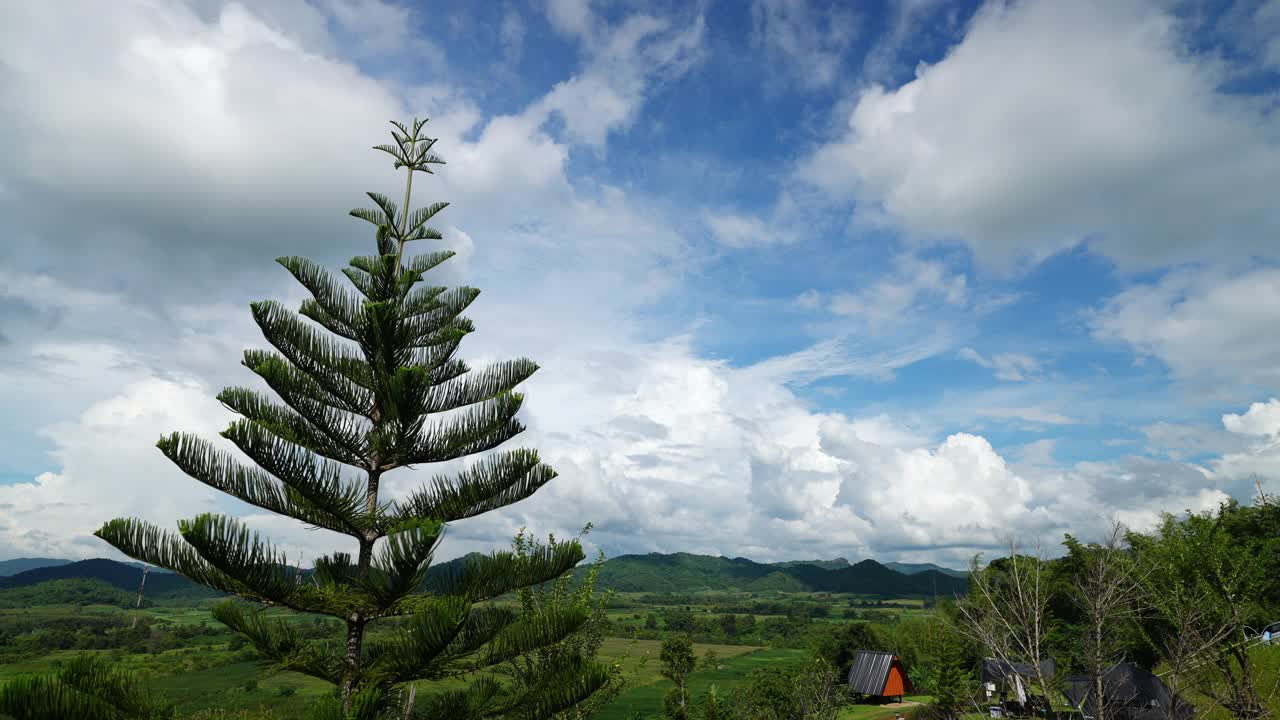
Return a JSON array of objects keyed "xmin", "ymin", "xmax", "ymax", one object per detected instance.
[
  {"xmin": 1223, "ymin": 398, "xmax": 1280, "ymax": 438},
  {"xmin": 1, "ymin": 0, "xmax": 1271, "ymax": 570},
  {"xmin": 798, "ymin": 0, "xmax": 1280, "ymax": 270},
  {"xmin": 1090, "ymin": 267, "xmax": 1280, "ymax": 389}
]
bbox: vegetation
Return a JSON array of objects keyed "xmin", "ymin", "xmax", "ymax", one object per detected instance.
[
  {"xmin": 88, "ymin": 117, "xmax": 607, "ymax": 718},
  {"xmin": 593, "ymin": 555, "xmax": 965, "ymax": 596},
  {"xmin": 2, "ymin": 492, "xmax": 1276, "ymax": 720}
]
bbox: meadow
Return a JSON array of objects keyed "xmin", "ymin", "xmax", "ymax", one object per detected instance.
[{"xmin": 0, "ymin": 579, "xmax": 933, "ymax": 718}]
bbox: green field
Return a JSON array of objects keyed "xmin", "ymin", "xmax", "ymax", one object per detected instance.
[{"xmin": 592, "ymin": 646, "xmax": 809, "ymax": 720}]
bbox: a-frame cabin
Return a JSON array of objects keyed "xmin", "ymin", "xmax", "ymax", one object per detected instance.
[{"xmin": 847, "ymin": 650, "xmax": 915, "ymax": 701}]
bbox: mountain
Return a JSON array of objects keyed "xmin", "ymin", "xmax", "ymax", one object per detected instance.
[
  {"xmin": 882, "ymin": 561, "xmax": 967, "ymax": 578},
  {"xmin": 592, "ymin": 552, "xmax": 967, "ymax": 596},
  {"xmin": 0, "ymin": 559, "xmax": 214, "ymax": 599},
  {"xmin": 0, "ymin": 557, "xmax": 74, "ymax": 576},
  {"xmin": 771, "ymin": 558, "xmax": 851, "ymax": 571},
  {"xmin": 0, "ymin": 557, "xmax": 168, "ymax": 577}
]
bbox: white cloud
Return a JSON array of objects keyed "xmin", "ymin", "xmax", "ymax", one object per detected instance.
[
  {"xmin": 500, "ymin": 7, "xmax": 526, "ymax": 65},
  {"xmin": 703, "ymin": 211, "xmax": 796, "ymax": 248},
  {"xmin": 798, "ymin": 0, "xmax": 1280, "ymax": 270},
  {"xmin": 795, "ymin": 288, "xmax": 823, "ymax": 308},
  {"xmin": 545, "ymin": 0, "xmax": 595, "ymax": 41},
  {"xmin": 1090, "ymin": 267, "xmax": 1280, "ymax": 389},
  {"xmin": 828, "ymin": 255, "xmax": 967, "ymax": 329},
  {"xmin": 750, "ymin": 0, "xmax": 859, "ymax": 90},
  {"xmin": 534, "ymin": 12, "xmax": 706, "ymax": 148},
  {"xmin": 1223, "ymin": 398, "xmax": 1280, "ymax": 438},
  {"xmin": 959, "ymin": 347, "xmax": 1041, "ymax": 382},
  {"xmin": 976, "ymin": 406, "xmax": 1076, "ymax": 426}
]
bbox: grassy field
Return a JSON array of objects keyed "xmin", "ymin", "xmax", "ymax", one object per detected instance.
[
  {"xmin": 593, "ymin": 646, "xmax": 809, "ymax": 720},
  {"xmin": 836, "ymin": 696, "xmax": 932, "ymax": 720}
]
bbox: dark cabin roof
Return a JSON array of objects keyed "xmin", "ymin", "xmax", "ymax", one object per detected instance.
[
  {"xmin": 846, "ymin": 650, "xmax": 901, "ymax": 695},
  {"xmin": 1061, "ymin": 663, "xmax": 1193, "ymax": 720},
  {"xmin": 980, "ymin": 657, "xmax": 1056, "ymax": 683}
]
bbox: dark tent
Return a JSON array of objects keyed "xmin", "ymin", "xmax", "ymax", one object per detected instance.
[
  {"xmin": 847, "ymin": 650, "xmax": 914, "ymax": 699},
  {"xmin": 981, "ymin": 658, "xmax": 1056, "ymax": 684},
  {"xmin": 1061, "ymin": 663, "xmax": 1194, "ymax": 720}
]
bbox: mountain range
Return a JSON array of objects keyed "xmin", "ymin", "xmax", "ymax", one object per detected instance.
[
  {"xmin": 592, "ymin": 553, "xmax": 967, "ymax": 595},
  {"xmin": 0, "ymin": 553, "xmax": 967, "ymax": 598}
]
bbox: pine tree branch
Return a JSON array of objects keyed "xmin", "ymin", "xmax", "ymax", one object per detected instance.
[
  {"xmin": 277, "ymin": 256, "xmax": 363, "ymax": 338},
  {"xmin": 158, "ymin": 432, "xmax": 356, "ymax": 535},
  {"xmin": 243, "ymin": 349, "xmax": 370, "ymax": 420},
  {"xmin": 362, "ymin": 518, "xmax": 445, "ymax": 607},
  {"xmin": 392, "ymin": 448, "xmax": 557, "ymax": 523},
  {"xmin": 219, "ymin": 420, "xmax": 368, "ymax": 535},
  {"xmin": 402, "ymin": 392, "xmax": 526, "ymax": 466},
  {"xmin": 251, "ymin": 300, "xmax": 374, "ymax": 409},
  {"xmin": 422, "ymin": 359, "xmax": 538, "ymax": 414},
  {"xmin": 218, "ymin": 387, "xmax": 367, "ymax": 467},
  {"xmin": 423, "ymin": 542, "xmax": 586, "ymax": 603},
  {"xmin": 212, "ymin": 601, "xmax": 345, "ymax": 685}
]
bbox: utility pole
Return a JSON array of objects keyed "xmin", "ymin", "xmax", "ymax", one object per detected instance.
[{"xmin": 131, "ymin": 566, "xmax": 149, "ymax": 629}]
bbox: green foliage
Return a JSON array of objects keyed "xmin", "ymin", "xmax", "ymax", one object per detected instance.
[
  {"xmin": 726, "ymin": 659, "xmax": 842, "ymax": 720},
  {"xmin": 89, "ymin": 118, "xmax": 605, "ymax": 719},
  {"xmin": 498, "ymin": 525, "xmax": 630, "ymax": 719},
  {"xmin": 700, "ymin": 685, "xmax": 726, "ymax": 720},
  {"xmin": 593, "ymin": 555, "xmax": 965, "ymax": 596},
  {"xmin": 661, "ymin": 635, "xmax": 696, "ymax": 718},
  {"xmin": 0, "ymin": 578, "xmax": 136, "ymax": 609},
  {"xmin": 1129, "ymin": 500, "xmax": 1275, "ymax": 719},
  {"xmin": 0, "ymin": 652, "xmax": 174, "ymax": 719},
  {"xmin": 924, "ymin": 628, "xmax": 971, "ymax": 717},
  {"xmin": 810, "ymin": 621, "xmax": 889, "ymax": 674}
]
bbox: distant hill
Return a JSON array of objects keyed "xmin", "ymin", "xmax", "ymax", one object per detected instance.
[
  {"xmin": 0, "ymin": 557, "xmax": 73, "ymax": 576},
  {"xmin": 0, "ymin": 559, "xmax": 215, "ymax": 600},
  {"xmin": 882, "ymin": 561, "xmax": 967, "ymax": 578},
  {"xmin": 0, "ymin": 557, "xmax": 168, "ymax": 577},
  {"xmin": 0, "ymin": 554, "xmax": 484, "ymax": 602},
  {"xmin": 770, "ymin": 558, "xmax": 851, "ymax": 571},
  {"xmin": 593, "ymin": 552, "xmax": 967, "ymax": 596}
]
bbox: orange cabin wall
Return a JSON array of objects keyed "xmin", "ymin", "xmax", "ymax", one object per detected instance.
[{"xmin": 883, "ymin": 664, "xmax": 911, "ymax": 696}]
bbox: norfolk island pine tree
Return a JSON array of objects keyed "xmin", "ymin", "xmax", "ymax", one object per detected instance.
[{"xmin": 93, "ymin": 118, "xmax": 609, "ymax": 719}]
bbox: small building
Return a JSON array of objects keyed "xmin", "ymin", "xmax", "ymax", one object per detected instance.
[{"xmin": 846, "ymin": 650, "xmax": 914, "ymax": 701}]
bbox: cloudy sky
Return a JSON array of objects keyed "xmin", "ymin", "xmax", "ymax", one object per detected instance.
[{"xmin": 1, "ymin": 0, "xmax": 1279, "ymax": 569}]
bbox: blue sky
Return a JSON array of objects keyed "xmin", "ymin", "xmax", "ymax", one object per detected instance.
[{"xmin": 1, "ymin": 0, "xmax": 1279, "ymax": 567}]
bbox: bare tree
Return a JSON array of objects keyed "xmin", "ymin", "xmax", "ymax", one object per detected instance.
[
  {"xmin": 1068, "ymin": 522, "xmax": 1146, "ymax": 720},
  {"xmin": 955, "ymin": 539, "xmax": 1055, "ymax": 717}
]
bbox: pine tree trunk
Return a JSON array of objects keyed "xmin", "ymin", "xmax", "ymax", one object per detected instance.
[
  {"xmin": 342, "ymin": 616, "xmax": 366, "ymax": 712},
  {"xmin": 342, "ymin": 459, "xmax": 381, "ymax": 713}
]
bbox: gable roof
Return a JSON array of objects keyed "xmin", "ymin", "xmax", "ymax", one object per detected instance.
[{"xmin": 846, "ymin": 650, "xmax": 910, "ymax": 696}]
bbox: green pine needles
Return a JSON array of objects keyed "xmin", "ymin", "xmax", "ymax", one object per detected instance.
[{"xmin": 93, "ymin": 118, "xmax": 608, "ymax": 719}]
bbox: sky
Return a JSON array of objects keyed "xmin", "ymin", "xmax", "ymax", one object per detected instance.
[{"xmin": 1, "ymin": 0, "xmax": 1279, "ymax": 569}]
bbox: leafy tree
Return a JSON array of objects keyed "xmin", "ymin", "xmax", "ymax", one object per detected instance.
[
  {"xmin": 926, "ymin": 627, "xmax": 973, "ymax": 719},
  {"xmin": 811, "ymin": 621, "xmax": 888, "ymax": 674},
  {"xmin": 661, "ymin": 634, "xmax": 696, "ymax": 719},
  {"xmin": 92, "ymin": 118, "xmax": 606, "ymax": 719},
  {"xmin": 499, "ymin": 525, "xmax": 633, "ymax": 719},
  {"xmin": 730, "ymin": 660, "xmax": 839, "ymax": 720},
  {"xmin": 0, "ymin": 652, "xmax": 173, "ymax": 719},
  {"xmin": 1130, "ymin": 504, "xmax": 1272, "ymax": 720},
  {"xmin": 701, "ymin": 685, "xmax": 726, "ymax": 720}
]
